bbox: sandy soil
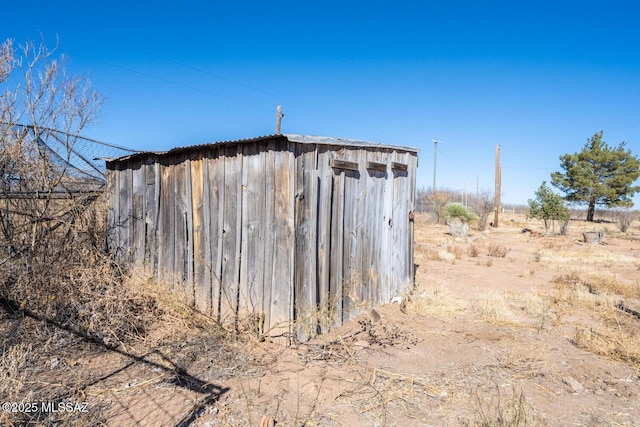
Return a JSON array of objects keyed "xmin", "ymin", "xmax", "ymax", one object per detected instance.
[{"xmin": 3, "ymin": 212, "xmax": 640, "ymax": 426}]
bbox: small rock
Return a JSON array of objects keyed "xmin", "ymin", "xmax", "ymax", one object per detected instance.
[
  {"xmin": 369, "ymin": 309, "xmax": 382, "ymax": 323},
  {"xmin": 563, "ymin": 376, "xmax": 584, "ymax": 394}
]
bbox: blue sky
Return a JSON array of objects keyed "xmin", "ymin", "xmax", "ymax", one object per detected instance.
[{"xmin": 4, "ymin": 1, "xmax": 640, "ymax": 205}]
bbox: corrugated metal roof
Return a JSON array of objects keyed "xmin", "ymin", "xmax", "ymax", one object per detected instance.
[
  {"xmin": 285, "ymin": 134, "xmax": 419, "ymax": 152},
  {"xmin": 105, "ymin": 134, "xmax": 418, "ymax": 163}
]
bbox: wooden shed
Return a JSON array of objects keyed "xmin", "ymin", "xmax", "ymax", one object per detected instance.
[{"xmin": 106, "ymin": 134, "xmax": 418, "ymax": 341}]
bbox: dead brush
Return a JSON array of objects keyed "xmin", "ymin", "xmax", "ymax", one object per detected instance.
[
  {"xmin": 465, "ymin": 383, "xmax": 545, "ymax": 426},
  {"xmin": 553, "ymin": 271, "xmax": 640, "ymax": 300},
  {"xmin": 487, "ymin": 243, "xmax": 508, "ymax": 258},
  {"xmin": 300, "ymin": 315, "xmax": 419, "ymax": 365},
  {"xmin": 574, "ymin": 326, "xmax": 640, "ymax": 368},
  {"xmin": 468, "ymin": 244, "xmax": 480, "ymax": 257},
  {"xmin": 0, "ymin": 193, "xmax": 163, "ymax": 347},
  {"xmin": 0, "ymin": 342, "xmax": 31, "ymax": 399},
  {"xmin": 447, "ymin": 244, "xmax": 464, "ymax": 260},
  {"xmin": 336, "ymin": 368, "xmax": 444, "ymax": 425}
]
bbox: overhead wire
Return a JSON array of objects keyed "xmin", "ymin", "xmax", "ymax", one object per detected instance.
[{"xmin": 61, "ymin": 23, "xmax": 411, "ymax": 142}]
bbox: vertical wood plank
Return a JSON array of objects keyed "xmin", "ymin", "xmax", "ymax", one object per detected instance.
[
  {"xmin": 329, "ymin": 154, "xmax": 345, "ymax": 328},
  {"xmin": 315, "ymin": 146, "xmax": 332, "ymax": 333},
  {"xmin": 131, "ymin": 160, "xmax": 145, "ymax": 269},
  {"xmin": 220, "ymin": 144, "xmax": 241, "ymax": 326},
  {"xmin": 407, "ymin": 153, "xmax": 418, "ymax": 288},
  {"xmin": 368, "ymin": 150, "xmax": 387, "ymax": 306},
  {"xmin": 191, "ymin": 154, "xmax": 208, "ymax": 313},
  {"xmin": 293, "ymin": 143, "xmax": 317, "ymax": 341},
  {"xmin": 239, "ymin": 141, "xmax": 264, "ymax": 318},
  {"xmin": 173, "ymin": 156, "xmax": 187, "ymax": 284},
  {"xmin": 105, "ymin": 164, "xmax": 118, "ymax": 255},
  {"xmin": 380, "ymin": 150, "xmax": 395, "ymax": 304},
  {"xmin": 270, "ymin": 140, "xmax": 294, "ymax": 339},
  {"xmin": 185, "ymin": 157, "xmax": 194, "ymax": 298},
  {"xmin": 391, "ymin": 151, "xmax": 411, "ymax": 297},
  {"xmin": 261, "ymin": 139, "xmax": 276, "ymax": 335},
  {"xmin": 200, "ymin": 151, "xmax": 212, "ymax": 315},
  {"xmin": 143, "ymin": 158, "xmax": 158, "ymax": 273},
  {"xmin": 207, "ymin": 146, "xmax": 224, "ymax": 320},
  {"xmin": 359, "ymin": 149, "xmax": 377, "ymax": 311}
]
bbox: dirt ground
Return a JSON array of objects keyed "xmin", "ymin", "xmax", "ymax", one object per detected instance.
[{"xmin": 3, "ymin": 212, "xmax": 640, "ymax": 426}]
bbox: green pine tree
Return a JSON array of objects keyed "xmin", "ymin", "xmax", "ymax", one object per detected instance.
[
  {"xmin": 528, "ymin": 182, "xmax": 570, "ymax": 233},
  {"xmin": 551, "ymin": 131, "xmax": 640, "ymax": 221}
]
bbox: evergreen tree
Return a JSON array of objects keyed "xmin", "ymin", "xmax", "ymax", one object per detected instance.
[
  {"xmin": 528, "ymin": 181, "xmax": 570, "ymax": 233},
  {"xmin": 551, "ymin": 131, "xmax": 640, "ymax": 221}
]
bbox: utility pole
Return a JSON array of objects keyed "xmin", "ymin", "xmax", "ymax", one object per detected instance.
[
  {"xmin": 493, "ymin": 144, "xmax": 501, "ymax": 228},
  {"xmin": 275, "ymin": 105, "xmax": 283, "ymax": 134},
  {"xmin": 432, "ymin": 139, "xmax": 441, "ymax": 191}
]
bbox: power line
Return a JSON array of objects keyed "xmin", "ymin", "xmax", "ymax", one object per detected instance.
[{"xmin": 62, "ymin": 23, "xmax": 411, "ymax": 141}]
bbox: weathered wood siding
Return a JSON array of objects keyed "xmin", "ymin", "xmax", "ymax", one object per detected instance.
[{"xmin": 107, "ymin": 135, "xmax": 417, "ymax": 342}]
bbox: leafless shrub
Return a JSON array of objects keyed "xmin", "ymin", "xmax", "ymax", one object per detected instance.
[
  {"xmin": 468, "ymin": 384, "xmax": 544, "ymax": 426},
  {"xmin": 468, "ymin": 244, "xmax": 480, "ymax": 257},
  {"xmin": 0, "ymin": 39, "xmax": 157, "ymax": 346},
  {"xmin": 421, "ymin": 189, "xmax": 459, "ymax": 224},
  {"xmin": 613, "ymin": 209, "xmax": 636, "ymax": 233},
  {"xmin": 469, "ymin": 191, "xmax": 495, "ymax": 231}
]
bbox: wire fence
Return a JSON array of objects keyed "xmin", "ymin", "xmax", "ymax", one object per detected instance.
[{"xmin": 2, "ymin": 123, "xmax": 139, "ymax": 183}]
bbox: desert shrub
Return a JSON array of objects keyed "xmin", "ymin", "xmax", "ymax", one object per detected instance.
[
  {"xmin": 0, "ymin": 196, "xmax": 162, "ymax": 345},
  {"xmin": 468, "ymin": 244, "xmax": 480, "ymax": 257},
  {"xmin": 469, "ymin": 191, "xmax": 495, "ymax": 231},
  {"xmin": 444, "ymin": 203, "xmax": 478, "ymax": 223},
  {"xmin": 421, "ymin": 189, "xmax": 459, "ymax": 224},
  {"xmin": 487, "ymin": 243, "xmax": 508, "ymax": 258},
  {"xmin": 444, "ymin": 203, "xmax": 478, "ymax": 237},
  {"xmin": 0, "ymin": 40, "xmax": 161, "ymax": 345},
  {"xmin": 447, "ymin": 245, "xmax": 463, "ymax": 260},
  {"xmin": 613, "ymin": 209, "xmax": 636, "ymax": 232}
]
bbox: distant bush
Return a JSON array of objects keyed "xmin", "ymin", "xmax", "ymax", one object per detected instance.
[
  {"xmin": 444, "ymin": 203, "xmax": 478, "ymax": 224},
  {"xmin": 613, "ymin": 209, "xmax": 636, "ymax": 233},
  {"xmin": 469, "ymin": 191, "xmax": 495, "ymax": 231},
  {"xmin": 418, "ymin": 189, "xmax": 459, "ymax": 224},
  {"xmin": 487, "ymin": 243, "xmax": 508, "ymax": 258}
]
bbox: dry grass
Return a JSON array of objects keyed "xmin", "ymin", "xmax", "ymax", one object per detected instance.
[
  {"xmin": 336, "ymin": 368, "xmax": 446, "ymax": 425},
  {"xmin": 467, "ymin": 384, "xmax": 545, "ymax": 427},
  {"xmin": 574, "ymin": 326, "xmax": 640, "ymax": 368},
  {"xmin": 476, "ymin": 291, "xmax": 515, "ymax": 323},
  {"xmin": 552, "ymin": 269, "xmax": 640, "ymax": 368},
  {"xmin": 0, "ymin": 342, "xmax": 31, "ymax": 399},
  {"xmin": 404, "ymin": 287, "xmax": 468, "ymax": 316},
  {"xmin": 536, "ymin": 248, "xmax": 640, "ymax": 268},
  {"xmin": 554, "ymin": 271, "xmax": 640, "ymax": 303}
]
